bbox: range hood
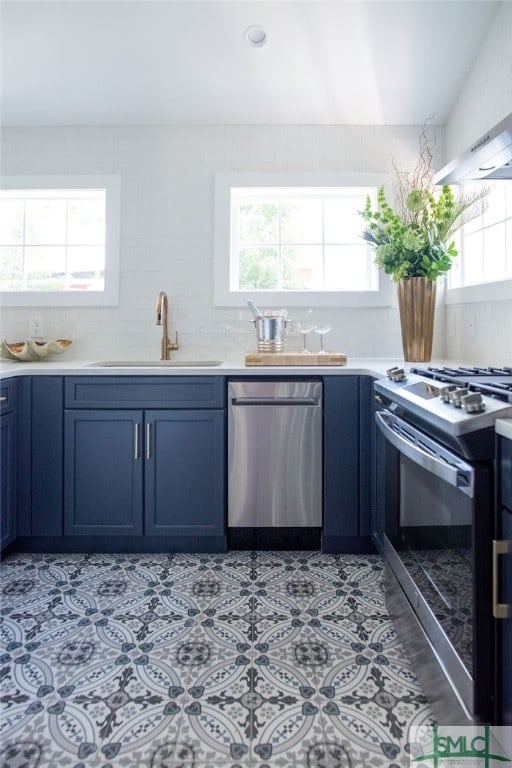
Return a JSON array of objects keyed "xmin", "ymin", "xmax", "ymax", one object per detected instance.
[{"xmin": 434, "ymin": 113, "xmax": 512, "ymax": 184}]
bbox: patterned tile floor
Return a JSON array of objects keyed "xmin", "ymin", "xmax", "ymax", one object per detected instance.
[{"xmin": 0, "ymin": 551, "xmax": 435, "ymax": 768}]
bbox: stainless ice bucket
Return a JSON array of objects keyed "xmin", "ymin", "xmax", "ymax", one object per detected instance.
[{"xmin": 253, "ymin": 310, "xmax": 291, "ymax": 352}]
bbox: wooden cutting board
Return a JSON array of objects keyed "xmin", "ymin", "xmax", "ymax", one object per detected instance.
[{"xmin": 245, "ymin": 351, "xmax": 347, "ymax": 366}]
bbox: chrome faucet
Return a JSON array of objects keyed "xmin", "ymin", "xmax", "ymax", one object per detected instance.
[{"xmin": 156, "ymin": 291, "xmax": 179, "ymax": 360}]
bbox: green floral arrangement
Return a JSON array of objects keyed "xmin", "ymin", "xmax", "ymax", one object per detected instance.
[{"xmin": 360, "ymin": 126, "xmax": 487, "ymax": 282}]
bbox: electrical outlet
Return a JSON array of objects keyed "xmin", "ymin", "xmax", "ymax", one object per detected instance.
[
  {"xmin": 464, "ymin": 314, "xmax": 476, "ymax": 338},
  {"xmin": 29, "ymin": 317, "xmax": 44, "ymax": 338}
]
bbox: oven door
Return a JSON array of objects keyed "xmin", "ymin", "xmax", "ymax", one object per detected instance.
[{"xmin": 374, "ymin": 408, "xmax": 494, "ymax": 723}]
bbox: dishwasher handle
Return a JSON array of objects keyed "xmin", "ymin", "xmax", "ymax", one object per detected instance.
[{"xmin": 231, "ymin": 396, "xmax": 320, "ymax": 406}]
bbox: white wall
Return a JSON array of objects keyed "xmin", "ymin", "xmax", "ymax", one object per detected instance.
[
  {"xmin": 0, "ymin": 124, "xmax": 447, "ymax": 363},
  {"xmin": 444, "ymin": 0, "xmax": 512, "ymax": 366},
  {"xmin": 446, "ymin": 301, "xmax": 512, "ymax": 364},
  {"xmin": 446, "ymin": 1, "xmax": 512, "ymax": 159}
]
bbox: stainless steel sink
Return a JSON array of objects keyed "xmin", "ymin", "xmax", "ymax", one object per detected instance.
[{"xmin": 89, "ymin": 360, "xmax": 223, "ymax": 368}]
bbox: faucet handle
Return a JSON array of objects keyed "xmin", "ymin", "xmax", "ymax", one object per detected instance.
[{"xmin": 168, "ymin": 331, "xmax": 179, "ymax": 352}]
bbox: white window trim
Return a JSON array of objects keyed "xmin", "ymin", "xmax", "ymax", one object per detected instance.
[
  {"xmin": 446, "ymin": 280, "xmax": 512, "ymax": 304},
  {"xmin": 214, "ymin": 172, "xmax": 393, "ymax": 308},
  {"xmin": 0, "ymin": 174, "xmax": 120, "ymax": 307},
  {"xmin": 445, "ymin": 181, "xmax": 512, "ymax": 304}
]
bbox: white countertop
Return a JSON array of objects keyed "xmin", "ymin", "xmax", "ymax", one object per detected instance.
[
  {"xmin": 496, "ymin": 418, "xmax": 512, "ymax": 441},
  {"xmin": 0, "ymin": 357, "xmax": 420, "ymax": 380}
]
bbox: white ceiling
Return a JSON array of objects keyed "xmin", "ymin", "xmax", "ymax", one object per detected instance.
[{"xmin": 1, "ymin": 1, "xmax": 500, "ymax": 127}]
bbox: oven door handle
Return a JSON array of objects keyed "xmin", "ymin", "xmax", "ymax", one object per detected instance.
[{"xmin": 375, "ymin": 410, "xmax": 475, "ymax": 498}]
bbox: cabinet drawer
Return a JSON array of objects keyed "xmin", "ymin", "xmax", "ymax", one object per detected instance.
[
  {"xmin": 65, "ymin": 376, "xmax": 225, "ymax": 409},
  {"xmin": 0, "ymin": 378, "xmax": 18, "ymax": 415}
]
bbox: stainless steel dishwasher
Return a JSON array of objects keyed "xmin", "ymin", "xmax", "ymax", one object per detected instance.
[{"xmin": 228, "ymin": 380, "xmax": 322, "ymax": 527}]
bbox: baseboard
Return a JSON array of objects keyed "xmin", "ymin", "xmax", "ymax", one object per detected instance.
[
  {"xmin": 321, "ymin": 535, "xmax": 375, "ymax": 554},
  {"xmin": 11, "ymin": 536, "xmax": 228, "ymax": 554},
  {"xmin": 8, "ymin": 532, "xmax": 375, "ymax": 556},
  {"xmin": 228, "ymin": 527, "xmax": 321, "ymax": 551}
]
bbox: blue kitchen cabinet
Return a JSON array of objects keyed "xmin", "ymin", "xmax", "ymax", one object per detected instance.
[
  {"xmin": 322, "ymin": 375, "xmax": 374, "ymax": 553},
  {"xmin": 63, "ymin": 377, "xmax": 226, "ymax": 544},
  {"xmin": 64, "ymin": 408, "xmax": 224, "ymax": 538},
  {"xmin": 1, "ymin": 379, "xmax": 18, "ymax": 551},
  {"xmin": 358, "ymin": 375, "xmax": 375, "ymax": 537},
  {"xmin": 17, "ymin": 377, "xmax": 64, "ymax": 538},
  {"xmin": 0, "ymin": 411, "xmax": 16, "ymax": 551},
  {"xmin": 8, "ymin": 371, "xmax": 374, "ymax": 553},
  {"xmin": 496, "ymin": 433, "xmax": 512, "ymax": 725}
]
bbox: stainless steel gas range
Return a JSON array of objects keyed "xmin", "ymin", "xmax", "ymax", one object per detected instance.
[{"xmin": 373, "ymin": 364, "xmax": 512, "ymax": 725}]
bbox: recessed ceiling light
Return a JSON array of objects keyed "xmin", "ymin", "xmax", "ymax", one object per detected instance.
[{"xmin": 244, "ymin": 25, "xmax": 267, "ymax": 48}]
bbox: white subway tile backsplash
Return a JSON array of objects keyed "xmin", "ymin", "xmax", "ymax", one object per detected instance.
[{"xmin": 1, "ymin": 121, "xmax": 510, "ymax": 364}]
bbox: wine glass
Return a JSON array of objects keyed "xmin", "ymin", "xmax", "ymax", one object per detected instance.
[
  {"xmin": 297, "ymin": 322, "xmax": 316, "ymax": 353},
  {"xmin": 314, "ymin": 323, "xmax": 331, "ymax": 354}
]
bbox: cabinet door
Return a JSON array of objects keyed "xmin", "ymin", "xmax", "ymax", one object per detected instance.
[
  {"xmin": 18, "ymin": 377, "xmax": 64, "ymax": 537},
  {"xmin": 1, "ymin": 411, "xmax": 17, "ymax": 550},
  {"xmin": 498, "ymin": 505, "xmax": 512, "ymax": 725},
  {"xmin": 322, "ymin": 376, "xmax": 360, "ymax": 545},
  {"xmin": 145, "ymin": 410, "xmax": 225, "ymax": 536},
  {"xmin": 64, "ymin": 410, "xmax": 143, "ymax": 535},
  {"xmin": 497, "ymin": 436, "xmax": 512, "ymax": 725}
]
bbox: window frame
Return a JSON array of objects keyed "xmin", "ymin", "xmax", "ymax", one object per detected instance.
[
  {"xmin": 445, "ymin": 279, "xmax": 512, "ymax": 304},
  {"xmin": 446, "ymin": 180, "xmax": 512, "ymax": 305},
  {"xmin": 0, "ymin": 174, "xmax": 121, "ymax": 307},
  {"xmin": 214, "ymin": 172, "xmax": 393, "ymax": 308}
]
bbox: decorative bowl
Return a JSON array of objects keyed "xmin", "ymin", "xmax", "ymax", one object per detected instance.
[{"xmin": 1, "ymin": 338, "xmax": 72, "ymax": 362}]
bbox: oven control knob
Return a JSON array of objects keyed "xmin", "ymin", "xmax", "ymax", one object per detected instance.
[
  {"xmin": 386, "ymin": 367, "xmax": 406, "ymax": 382},
  {"xmin": 448, "ymin": 388, "xmax": 468, "ymax": 408},
  {"xmin": 439, "ymin": 385, "xmax": 457, "ymax": 403},
  {"xmin": 461, "ymin": 392, "xmax": 486, "ymax": 413}
]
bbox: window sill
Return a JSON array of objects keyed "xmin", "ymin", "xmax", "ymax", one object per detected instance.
[
  {"xmin": 214, "ymin": 285, "xmax": 393, "ymax": 309},
  {"xmin": 0, "ymin": 289, "xmax": 119, "ymax": 308},
  {"xmin": 446, "ymin": 279, "xmax": 512, "ymax": 304}
]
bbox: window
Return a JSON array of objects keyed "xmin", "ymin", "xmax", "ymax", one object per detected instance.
[
  {"xmin": 0, "ymin": 175, "xmax": 120, "ymax": 306},
  {"xmin": 447, "ymin": 181, "xmax": 512, "ymax": 303},
  {"xmin": 214, "ymin": 173, "xmax": 392, "ymax": 307}
]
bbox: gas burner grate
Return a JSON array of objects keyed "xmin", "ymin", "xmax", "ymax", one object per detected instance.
[
  {"xmin": 412, "ymin": 365, "xmax": 512, "ymax": 379},
  {"xmin": 409, "ymin": 365, "xmax": 512, "ymax": 404},
  {"xmin": 484, "ymin": 381, "xmax": 512, "ymax": 392}
]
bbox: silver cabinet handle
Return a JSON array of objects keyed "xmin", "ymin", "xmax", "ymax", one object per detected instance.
[
  {"xmin": 493, "ymin": 539, "xmax": 511, "ymax": 619},
  {"xmin": 134, "ymin": 423, "xmax": 140, "ymax": 459},
  {"xmin": 146, "ymin": 423, "xmax": 151, "ymax": 460},
  {"xmin": 0, "ymin": 396, "xmax": 7, "ymax": 402}
]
